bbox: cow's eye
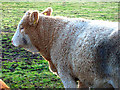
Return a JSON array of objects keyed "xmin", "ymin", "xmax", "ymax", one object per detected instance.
[{"xmin": 20, "ymin": 27, "xmax": 24, "ymax": 30}]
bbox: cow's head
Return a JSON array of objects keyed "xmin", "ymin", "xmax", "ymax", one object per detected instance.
[{"xmin": 11, "ymin": 7, "xmax": 53, "ymax": 53}]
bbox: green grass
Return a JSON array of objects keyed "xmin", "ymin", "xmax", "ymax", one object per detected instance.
[{"xmin": 1, "ymin": 2, "xmax": 118, "ymax": 88}]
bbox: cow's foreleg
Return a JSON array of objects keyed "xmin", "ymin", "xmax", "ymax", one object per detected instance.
[
  {"xmin": 78, "ymin": 80, "xmax": 88, "ymax": 88},
  {"xmin": 58, "ymin": 71, "xmax": 77, "ymax": 88}
]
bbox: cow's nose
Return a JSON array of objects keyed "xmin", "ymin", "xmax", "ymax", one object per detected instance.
[{"xmin": 11, "ymin": 40, "xmax": 13, "ymax": 45}]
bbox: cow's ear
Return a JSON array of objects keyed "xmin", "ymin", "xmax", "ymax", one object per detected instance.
[
  {"xmin": 41, "ymin": 7, "xmax": 53, "ymax": 16},
  {"xmin": 29, "ymin": 10, "xmax": 39, "ymax": 25}
]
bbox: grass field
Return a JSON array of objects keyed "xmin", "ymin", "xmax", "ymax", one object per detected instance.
[{"xmin": 1, "ymin": 2, "xmax": 118, "ymax": 88}]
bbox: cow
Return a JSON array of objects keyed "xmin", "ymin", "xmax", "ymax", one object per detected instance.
[
  {"xmin": 0, "ymin": 79, "xmax": 10, "ymax": 89},
  {"xmin": 12, "ymin": 7, "xmax": 120, "ymax": 89}
]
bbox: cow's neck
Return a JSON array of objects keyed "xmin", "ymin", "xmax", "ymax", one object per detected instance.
[{"xmin": 34, "ymin": 16, "xmax": 69, "ymax": 61}]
